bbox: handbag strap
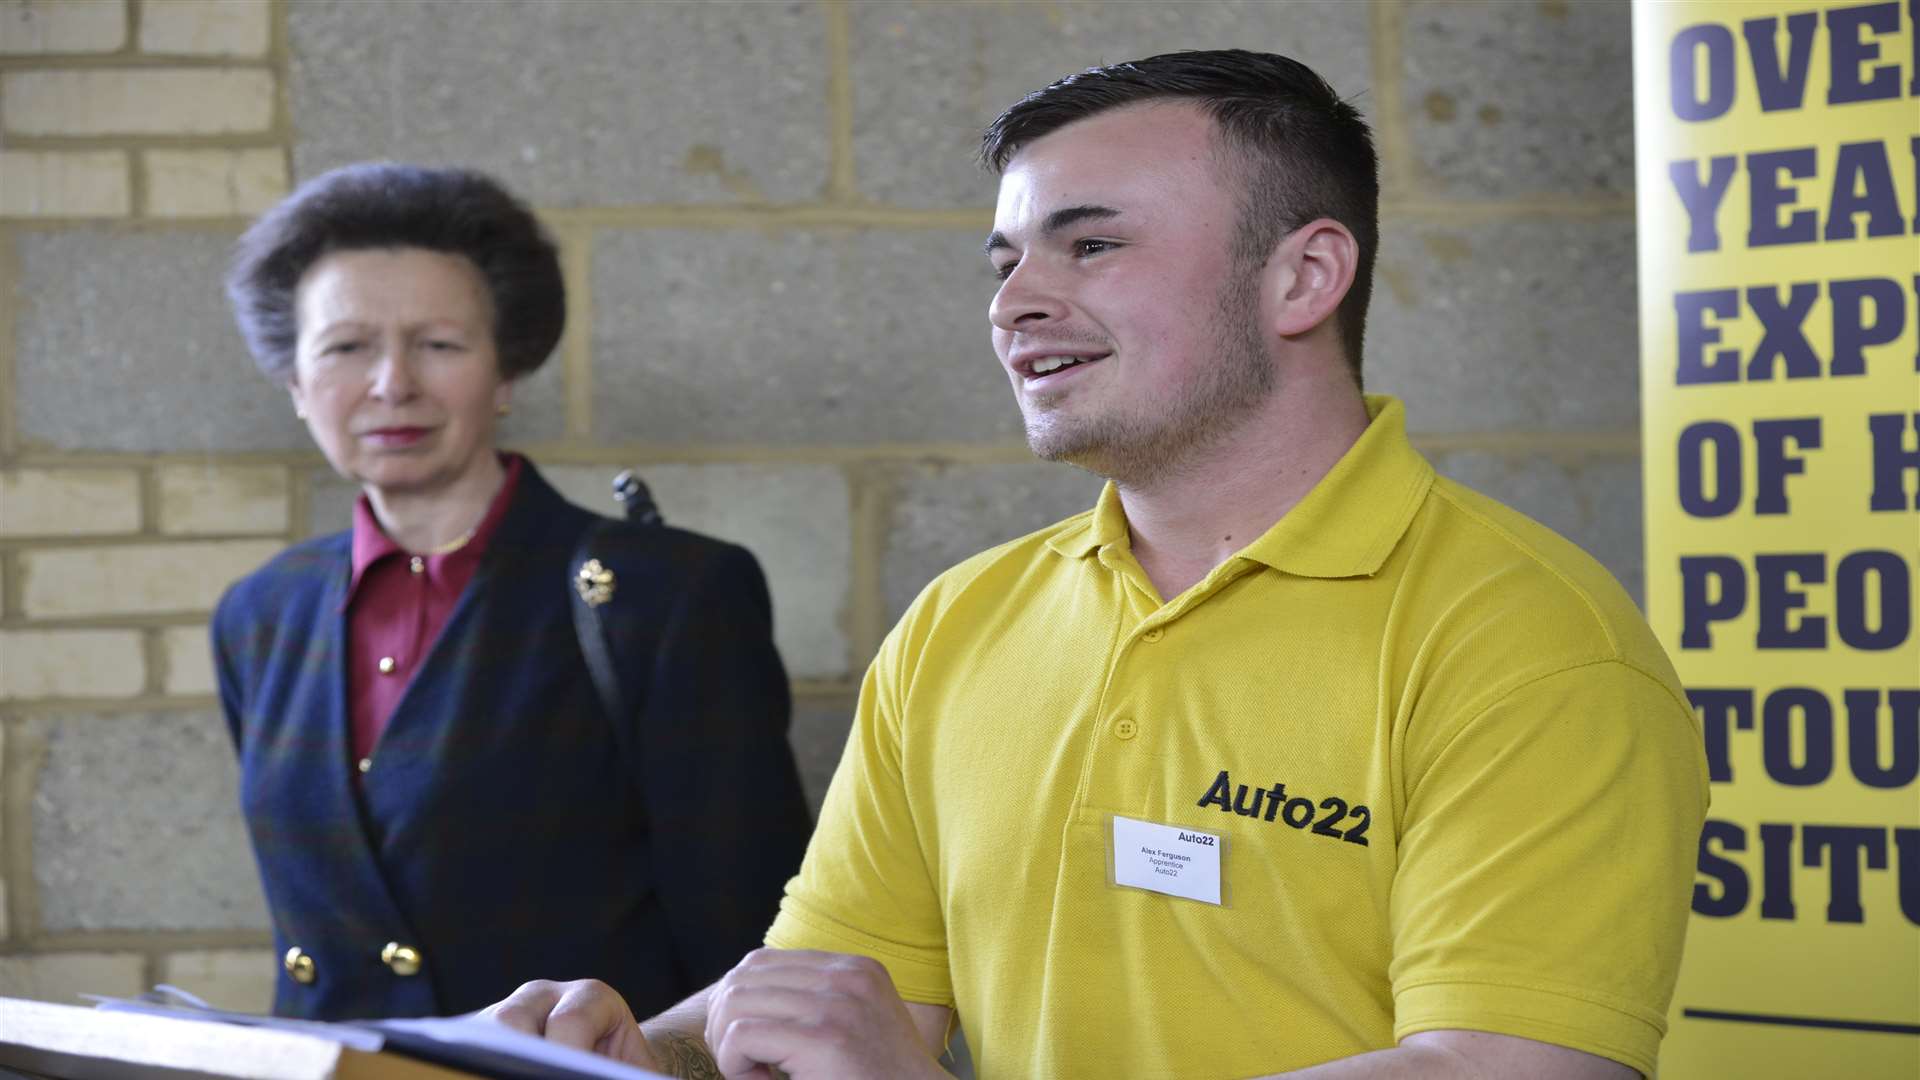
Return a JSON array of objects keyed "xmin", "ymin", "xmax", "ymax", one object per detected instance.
[{"xmin": 570, "ymin": 472, "xmax": 669, "ymax": 770}]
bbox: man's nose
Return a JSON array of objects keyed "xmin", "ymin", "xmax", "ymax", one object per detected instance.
[{"xmin": 989, "ymin": 258, "xmax": 1070, "ymax": 332}]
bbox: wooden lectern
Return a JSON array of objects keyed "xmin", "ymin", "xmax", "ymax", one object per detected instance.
[{"xmin": 0, "ymin": 997, "xmax": 478, "ymax": 1079}]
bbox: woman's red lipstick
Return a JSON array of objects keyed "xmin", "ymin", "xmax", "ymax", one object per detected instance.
[{"xmin": 362, "ymin": 426, "xmax": 431, "ymax": 447}]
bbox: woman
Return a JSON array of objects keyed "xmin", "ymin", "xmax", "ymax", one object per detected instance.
[{"xmin": 213, "ymin": 163, "xmax": 811, "ymax": 1020}]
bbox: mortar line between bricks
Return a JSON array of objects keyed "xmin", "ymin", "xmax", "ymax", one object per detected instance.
[
  {"xmin": 1, "ymin": 695, "xmax": 219, "ymax": 715},
  {"xmin": 791, "ymin": 679, "xmax": 860, "ymax": 700},
  {"xmin": 823, "ymin": 0, "xmax": 857, "ymax": 204},
  {"xmin": 845, "ymin": 462, "xmax": 889, "ymax": 673},
  {"xmin": 537, "ymin": 204, "xmax": 990, "ymax": 229},
  {"xmin": 3, "ymin": 132, "xmax": 282, "ymax": 152},
  {"xmin": 0, "ymin": 532, "xmax": 291, "ymax": 550},
  {"xmin": 121, "ymin": 0, "xmax": 141, "ymax": 58},
  {"xmin": 1381, "ymin": 197, "xmax": 1636, "ymax": 221},
  {"xmin": 3, "ymin": 714, "xmax": 47, "ymax": 941},
  {"xmin": 136, "ymin": 466, "xmax": 159, "ymax": 534},
  {"xmin": 10, "ymin": 442, "xmax": 1044, "ymax": 467},
  {"xmin": 1369, "ymin": 0, "xmax": 1414, "ymax": 197},
  {"xmin": 9, "ymin": 133, "xmax": 275, "ymax": 162},
  {"xmin": 142, "ymin": 626, "xmax": 167, "ymax": 697},
  {"xmin": 7, "ymin": 435, "xmax": 1641, "ymax": 469},
  {"xmin": 269, "ymin": 0, "xmax": 293, "ymax": 147},
  {"xmin": 0, "ymin": 614, "xmax": 213, "ymax": 632},
  {"xmin": 1409, "ymin": 431, "xmax": 1643, "ymax": 456},
  {"xmin": 0, "ymin": 218, "xmax": 259, "ymax": 236},
  {"xmin": 3, "ymin": 196, "xmax": 1632, "ymax": 229},
  {"xmin": 561, "ymin": 224, "xmax": 594, "ymax": 440},
  {"xmin": 128, "ymin": 146, "xmax": 150, "ymax": 217},
  {"xmin": 0, "ymin": 54, "xmax": 273, "ymax": 71},
  {"xmin": 0, "ymin": 552, "xmax": 17, "ymax": 620},
  {"xmin": 286, "ymin": 463, "xmax": 311, "ymax": 542},
  {"xmin": 0, "ymin": 223, "xmax": 16, "ymax": 461},
  {"xmin": 2, "ymin": 930, "xmax": 274, "ymax": 954},
  {"xmin": 0, "ymin": 717, "xmax": 9, "ymax": 943}
]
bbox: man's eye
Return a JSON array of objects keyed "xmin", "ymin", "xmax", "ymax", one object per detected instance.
[
  {"xmin": 992, "ymin": 260, "xmax": 1019, "ymax": 281},
  {"xmin": 323, "ymin": 341, "xmax": 362, "ymax": 355},
  {"xmin": 1074, "ymin": 238, "xmax": 1117, "ymax": 257},
  {"xmin": 424, "ymin": 340, "xmax": 463, "ymax": 351}
]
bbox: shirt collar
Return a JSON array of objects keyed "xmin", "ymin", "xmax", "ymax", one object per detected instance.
[
  {"xmin": 345, "ymin": 453, "xmax": 526, "ymax": 600},
  {"xmin": 1044, "ymin": 395, "xmax": 1434, "ymax": 579}
]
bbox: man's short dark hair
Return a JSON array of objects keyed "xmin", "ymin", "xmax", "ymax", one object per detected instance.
[
  {"xmin": 982, "ymin": 49, "xmax": 1378, "ymax": 383},
  {"xmin": 226, "ymin": 162, "xmax": 564, "ymax": 382}
]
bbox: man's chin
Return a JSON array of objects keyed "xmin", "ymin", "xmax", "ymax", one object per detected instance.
[{"xmin": 1025, "ymin": 431, "xmax": 1114, "ymax": 477}]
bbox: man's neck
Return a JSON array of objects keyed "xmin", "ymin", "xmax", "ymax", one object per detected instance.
[
  {"xmin": 1119, "ymin": 375, "xmax": 1370, "ymax": 601},
  {"xmin": 366, "ymin": 453, "xmax": 508, "ymax": 554}
]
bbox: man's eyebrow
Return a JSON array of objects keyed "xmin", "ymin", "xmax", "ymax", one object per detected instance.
[{"xmin": 982, "ymin": 204, "xmax": 1123, "ymax": 258}]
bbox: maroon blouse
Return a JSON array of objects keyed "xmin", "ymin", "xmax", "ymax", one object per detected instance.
[{"xmin": 343, "ymin": 454, "xmax": 524, "ymax": 766}]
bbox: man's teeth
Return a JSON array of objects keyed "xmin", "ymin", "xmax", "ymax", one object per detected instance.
[{"xmin": 1031, "ymin": 356, "xmax": 1095, "ymax": 375}]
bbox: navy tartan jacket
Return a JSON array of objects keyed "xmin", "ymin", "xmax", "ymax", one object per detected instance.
[{"xmin": 212, "ymin": 462, "xmax": 811, "ymax": 1020}]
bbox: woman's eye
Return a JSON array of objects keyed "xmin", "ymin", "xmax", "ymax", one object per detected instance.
[
  {"xmin": 322, "ymin": 341, "xmax": 361, "ymax": 356},
  {"xmin": 425, "ymin": 340, "xmax": 463, "ymax": 351}
]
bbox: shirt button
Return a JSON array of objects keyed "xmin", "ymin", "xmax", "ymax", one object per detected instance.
[
  {"xmin": 378, "ymin": 656, "xmax": 396, "ymax": 674},
  {"xmin": 1112, "ymin": 717, "xmax": 1138, "ymax": 740},
  {"xmin": 409, "ymin": 556, "xmax": 424, "ymax": 574},
  {"xmin": 357, "ymin": 757, "xmax": 373, "ymax": 774},
  {"xmin": 1141, "ymin": 628, "xmax": 1165, "ymax": 643}
]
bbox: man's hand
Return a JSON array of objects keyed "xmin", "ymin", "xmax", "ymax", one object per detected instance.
[
  {"xmin": 479, "ymin": 979, "xmax": 659, "ymax": 1068},
  {"xmin": 704, "ymin": 949, "xmax": 950, "ymax": 1080}
]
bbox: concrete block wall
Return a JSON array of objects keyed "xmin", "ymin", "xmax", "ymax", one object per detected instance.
[{"xmin": 0, "ymin": 0, "xmax": 1645, "ymax": 1012}]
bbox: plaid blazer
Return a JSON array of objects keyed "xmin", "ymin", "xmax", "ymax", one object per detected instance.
[{"xmin": 212, "ymin": 462, "xmax": 811, "ymax": 1020}]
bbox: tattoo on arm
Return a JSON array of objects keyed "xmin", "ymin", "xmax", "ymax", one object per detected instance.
[{"xmin": 652, "ymin": 1031, "xmax": 722, "ymax": 1080}]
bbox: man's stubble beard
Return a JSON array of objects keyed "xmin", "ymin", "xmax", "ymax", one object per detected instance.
[{"xmin": 1022, "ymin": 267, "xmax": 1275, "ymax": 487}]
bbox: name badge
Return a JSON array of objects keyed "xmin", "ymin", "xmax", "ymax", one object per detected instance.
[{"xmin": 1110, "ymin": 815, "xmax": 1225, "ymax": 906}]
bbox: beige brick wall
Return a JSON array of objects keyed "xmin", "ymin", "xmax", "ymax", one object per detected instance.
[
  {"xmin": 0, "ymin": 469, "xmax": 142, "ymax": 536},
  {"xmin": 0, "ymin": 952, "xmax": 146, "ymax": 1003},
  {"xmin": 0, "ymin": 629, "xmax": 145, "ymax": 699},
  {"xmin": 19, "ymin": 540, "xmax": 283, "ymax": 617},
  {"xmin": 156, "ymin": 464, "xmax": 289, "ymax": 535},
  {"xmin": 139, "ymin": 0, "xmax": 271, "ymax": 58},
  {"xmin": 2, "ymin": 68, "xmax": 276, "ymax": 135},
  {"xmin": 144, "ymin": 148, "xmax": 288, "ymax": 218},
  {"xmin": 0, "ymin": 151, "xmax": 132, "ymax": 218},
  {"xmin": 0, "ymin": 0, "xmax": 127, "ymax": 55},
  {"xmin": 157, "ymin": 948, "xmax": 275, "ymax": 1011},
  {"xmin": 161, "ymin": 624, "xmax": 215, "ymax": 696}
]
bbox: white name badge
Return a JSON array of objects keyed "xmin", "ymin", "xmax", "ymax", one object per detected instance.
[{"xmin": 1110, "ymin": 815, "xmax": 1225, "ymax": 905}]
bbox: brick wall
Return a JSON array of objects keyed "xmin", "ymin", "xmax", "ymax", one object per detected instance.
[{"xmin": 0, "ymin": 0, "xmax": 1645, "ymax": 1012}]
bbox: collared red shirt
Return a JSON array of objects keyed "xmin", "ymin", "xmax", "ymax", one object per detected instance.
[{"xmin": 344, "ymin": 454, "xmax": 524, "ymax": 766}]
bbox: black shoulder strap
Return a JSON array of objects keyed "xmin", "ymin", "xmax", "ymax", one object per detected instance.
[{"xmin": 570, "ymin": 471, "xmax": 669, "ymax": 768}]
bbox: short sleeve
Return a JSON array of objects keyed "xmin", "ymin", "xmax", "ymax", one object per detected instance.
[
  {"xmin": 1390, "ymin": 660, "xmax": 1708, "ymax": 1077},
  {"xmin": 765, "ymin": 619, "xmax": 953, "ymax": 1006}
]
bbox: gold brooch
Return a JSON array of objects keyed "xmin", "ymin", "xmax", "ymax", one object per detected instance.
[{"xmin": 574, "ymin": 558, "xmax": 615, "ymax": 607}]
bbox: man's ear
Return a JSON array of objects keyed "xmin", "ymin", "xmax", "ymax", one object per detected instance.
[{"xmin": 1261, "ymin": 218, "xmax": 1359, "ymax": 340}]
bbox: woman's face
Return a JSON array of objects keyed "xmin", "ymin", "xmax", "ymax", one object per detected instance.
[{"xmin": 290, "ymin": 247, "xmax": 509, "ymax": 499}]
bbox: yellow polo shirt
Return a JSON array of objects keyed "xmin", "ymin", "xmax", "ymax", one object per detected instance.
[{"xmin": 768, "ymin": 396, "xmax": 1708, "ymax": 1079}]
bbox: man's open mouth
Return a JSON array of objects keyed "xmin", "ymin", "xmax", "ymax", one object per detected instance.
[{"xmin": 1024, "ymin": 353, "xmax": 1110, "ymax": 380}]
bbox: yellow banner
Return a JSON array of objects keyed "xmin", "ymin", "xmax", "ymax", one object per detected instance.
[{"xmin": 1633, "ymin": 1, "xmax": 1920, "ymax": 1075}]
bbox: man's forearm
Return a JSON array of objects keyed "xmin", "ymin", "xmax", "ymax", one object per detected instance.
[
  {"xmin": 639, "ymin": 988, "xmax": 722, "ymax": 1079},
  {"xmin": 1250, "ymin": 1032, "xmax": 1637, "ymax": 1080}
]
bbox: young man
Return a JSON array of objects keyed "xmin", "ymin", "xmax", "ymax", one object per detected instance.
[{"xmin": 486, "ymin": 51, "xmax": 1707, "ymax": 1079}]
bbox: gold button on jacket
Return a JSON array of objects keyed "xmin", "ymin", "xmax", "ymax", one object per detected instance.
[
  {"xmin": 283, "ymin": 946, "xmax": 316, "ymax": 985},
  {"xmin": 381, "ymin": 941, "xmax": 422, "ymax": 976}
]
